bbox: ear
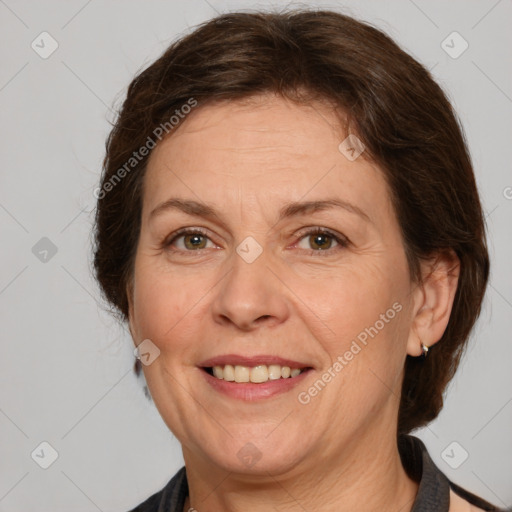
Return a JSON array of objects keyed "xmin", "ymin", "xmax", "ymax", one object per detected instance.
[
  {"xmin": 407, "ymin": 250, "xmax": 460, "ymax": 357},
  {"xmin": 126, "ymin": 279, "xmax": 138, "ymax": 345}
]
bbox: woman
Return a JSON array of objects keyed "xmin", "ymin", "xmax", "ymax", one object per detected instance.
[{"xmin": 93, "ymin": 9, "xmax": 506, "ymax": 512}]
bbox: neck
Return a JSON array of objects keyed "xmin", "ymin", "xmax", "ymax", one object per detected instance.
[{"xmin": 182, "ymin": 421, "xmax": 419, "ymax": 512}]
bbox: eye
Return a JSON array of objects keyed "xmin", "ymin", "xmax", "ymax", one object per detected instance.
[
  {"xmin": 294, "ymin": 227, "xmax": 348, "ymax": 255},
  {"xmin": 164, "ymin": 228, "xmax": 217, "ymax": 251},
  {"xmin": 163, "ymin": 226, "xmax": 349, "ymax": 256}
]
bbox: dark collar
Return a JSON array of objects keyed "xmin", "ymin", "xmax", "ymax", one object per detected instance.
[
  {"xmin": 399, "ymin": 434, "xmax": 500, "ymax": 511},
  {"xmin": 398, "ymin": 434, "xmax": 451, "ymax": 511}
]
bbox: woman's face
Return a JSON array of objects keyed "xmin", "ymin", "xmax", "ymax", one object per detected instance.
[{"xmin": 128, "ymin": 94, "xmax": 420, "ymax": 475}]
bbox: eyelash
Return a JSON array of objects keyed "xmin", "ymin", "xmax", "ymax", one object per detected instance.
[{"xmin": 163, "ymin": 227, "xmax": 349, "ymax": 256}]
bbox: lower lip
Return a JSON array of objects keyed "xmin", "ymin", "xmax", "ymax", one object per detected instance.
[{"xmin": 200, "ymin": 368, "xmax": 313, "ymax": 401}]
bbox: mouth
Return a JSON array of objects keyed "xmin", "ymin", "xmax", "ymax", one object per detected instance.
[
  {"xmin": 202, "ymin": 364, "xmax": 313, "ymax": 384},
  {"xmin": 198, "ymin": 354, "xmax": 315, "ymax": 400}
]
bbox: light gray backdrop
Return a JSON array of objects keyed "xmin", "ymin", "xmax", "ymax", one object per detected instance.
[{"xmin": 1, "ymin": 1, "xmax": 511, "ymax": 510}]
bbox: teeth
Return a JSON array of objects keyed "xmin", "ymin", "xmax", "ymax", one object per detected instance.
[
  {"xmin": 212, "ymin": 366, "xmax": 223, "ymax": 379},
  {"xmin": 210, "ymin": 364, "xmax": 306, "ymax": 383},
  {"xmin": 250, "ymin": 365, "xmax": 268, "ymax": 383},
  {"xmin": 223, "ymin": 364, "xmax": 235, "ymax": 381},
  {"xmin": 234, "ymin": 365, "xmax": 250, "ymax": 382},
  {"xmin": 268, "ymin": 364, "xmax": 282, "ymax": 380}
]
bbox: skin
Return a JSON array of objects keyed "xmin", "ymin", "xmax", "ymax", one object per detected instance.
[{"xmin": 128, "ymin": 93, "xmax": 460, "ymax": 512}]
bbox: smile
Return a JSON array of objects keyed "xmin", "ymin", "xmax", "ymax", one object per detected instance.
[{"xmin": 205, "ymin": 364, "xmax": 309, "ymax": 383}]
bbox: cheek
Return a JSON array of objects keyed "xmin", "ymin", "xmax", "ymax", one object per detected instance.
[
  {"xmin": 297, "ymin": 262, "xmax": 402, "ymax": 333},
  {"xmin": 290, "ymin": 257, "xmax": 410, "ymax": 388},
  {"xmin": 131, "ymin": 260, "xmax": 197, "ymax": 343},
  {"xmin": 299, "ymin": 269, "xmax": 408, "ymax": 413}
]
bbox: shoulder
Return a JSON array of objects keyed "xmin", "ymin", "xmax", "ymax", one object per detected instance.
[{"xmin": 127, "ymin": 466, "xmax": 188, "ymax": 512}]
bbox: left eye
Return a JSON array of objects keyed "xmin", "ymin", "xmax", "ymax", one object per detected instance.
[{"xmin": 295, "ymin": 229, "xmax": 347, "ymax": 253}]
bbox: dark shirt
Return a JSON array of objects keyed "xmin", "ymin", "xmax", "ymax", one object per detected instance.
[{"xmin": 128, "ymin": 434, "xmax": 505, "ymax": 511}]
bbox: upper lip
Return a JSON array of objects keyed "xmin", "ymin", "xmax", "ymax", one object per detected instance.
[{"xmin": 198, "ymin": 354, "xmax": 313, "ymax": 369}]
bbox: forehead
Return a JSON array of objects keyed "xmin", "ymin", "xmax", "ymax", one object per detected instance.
[{"xmin": 143, "ymin": 95, "xmax": 394, "ymax": 226}]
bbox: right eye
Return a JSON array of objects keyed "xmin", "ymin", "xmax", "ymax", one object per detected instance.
[{"xmin": 165, "ymin": 228, "xmax": 217, "ymax": 252}]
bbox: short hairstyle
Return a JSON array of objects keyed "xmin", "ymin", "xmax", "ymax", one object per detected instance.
[{"xmin": 93, "ymin": 9, "xmax": 489, "ymax": 434}]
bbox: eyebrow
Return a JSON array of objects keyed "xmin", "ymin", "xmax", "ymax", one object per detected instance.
[{"xmin": 149, "ymin": 197, "xmax": 372, "ymax": 224}]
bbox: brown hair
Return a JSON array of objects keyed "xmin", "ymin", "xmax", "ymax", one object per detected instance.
[{"xmin": 93, "ymin": 9, "xmax": 489, "ymax": 434}]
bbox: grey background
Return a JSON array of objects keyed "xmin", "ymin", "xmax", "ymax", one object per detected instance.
[{"xmin": 0, "ymin": 0, "xmax": 511, "ymax": 510}]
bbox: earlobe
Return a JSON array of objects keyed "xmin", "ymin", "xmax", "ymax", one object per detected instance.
[{"xmin": 406, "ymin": 250, "xmax": 460, "ymax": 357}]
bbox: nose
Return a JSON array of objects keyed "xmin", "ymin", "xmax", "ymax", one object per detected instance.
[{"xmin": 210, "ymin": 248, "xmax": 290, "ymax": 331}]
